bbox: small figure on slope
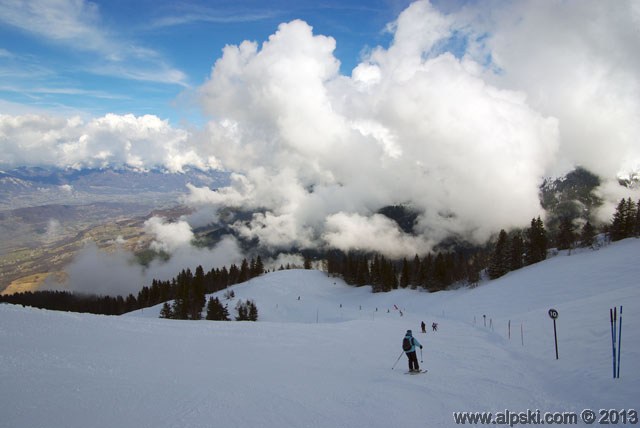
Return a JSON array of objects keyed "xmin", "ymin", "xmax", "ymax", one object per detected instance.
[
  {"xmin": 432, "ymin": 322, "xmax": 438, "ymax": 332},
  {"xmin": 402, "ymin": 330, "xmax": 423, "ymax": 372},
  {"xmin": 421, "ymin": 321, "xmax": 426, "ymax": 333}
]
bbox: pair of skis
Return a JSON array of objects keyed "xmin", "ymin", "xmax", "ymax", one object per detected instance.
[
  {"xmin": 404, "ymin": 369, "xmax": 428, "ymax": 375},
  {"xmin": 610, "ymin": 306, "xmax": 623, "ymax": 379}
]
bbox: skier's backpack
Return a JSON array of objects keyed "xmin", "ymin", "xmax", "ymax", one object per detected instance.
[{"xmin": 402, "ymin": 337, "xmax": 412, "ymax": 352}]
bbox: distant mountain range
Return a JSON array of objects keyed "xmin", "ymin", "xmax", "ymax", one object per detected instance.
[
  {"xmin": 0, "ymin": 164, "xmax": 630, "ymax": 295},
  {"xmin": 0, "ymin": 166, "xmax": 230, "ymax": 210}
]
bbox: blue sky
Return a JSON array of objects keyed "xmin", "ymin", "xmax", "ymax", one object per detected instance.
[{"xmin": 0, "ymin": 0, "xmax": 424, "ymax": 124}]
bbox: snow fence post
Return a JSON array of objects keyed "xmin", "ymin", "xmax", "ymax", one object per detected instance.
[{"xmin": 549, "ymin": 308, "xmax": 559, "ymax": 360}]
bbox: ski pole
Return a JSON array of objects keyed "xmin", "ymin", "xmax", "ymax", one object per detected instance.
[
  {"xmin": 420, "ymin": 347, "xmax": 423, "ymax": 363},
  {"xmin": 391, "ymin": 351, "xmax": 404, "ymax": 370},
  {"xmin": 617, "ymin": 306, "xmax": 622, "ymax": 378}
]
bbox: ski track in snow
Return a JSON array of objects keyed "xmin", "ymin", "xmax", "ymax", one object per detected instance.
[{"xmin": 1, "ymin": 239, "xmax": 639, "ymax": 427}]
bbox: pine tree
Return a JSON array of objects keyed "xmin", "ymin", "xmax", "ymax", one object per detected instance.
[
  {"xmin": 432, "ymin": 253, "xmax": 449, "ymax": 291},
  {"xmin": 236, "ymin": 300, "xmax": 248, "ymax": 321},
  {"xmin": 125, "ymin": 294, "xmax": 138, "ymax": 312},
  {"xmin": 220, "ymin": 266, "xmax": 230, "ymax": 287},
  {"xmin": 400, "ymin": 258, "xmax": 410, "ymax": 288},
  {"xmin": 580, "ymin": 221, "xmax": 596, "ymax": 247},
  {"xmin": 228, "ymin": 264, "xmax": 240, "ymax": 284},
  {"xmin": 610, "ymin": 198, "xmax": 626, "ymax": 241},
  {"xmin": 610, "ymin": 198, "xmax": 637, "ymax": 241},
  {"xmin": 525, "ymin": 217, "xmax": 548, "ymax": 265},
  {"xmin": 411, "ymin": 254, "xmax": 421, "ymax": 288},
  {"xmin": 253, "ymin": 255, "xmax": 265, "ymax": 277},
  {"xmin": 556, "ymin": 216, "xmax": 576, "ymax": 250},
  {"xmin": 172, "ymin": 269, "xmax": 192, "ymax": 319},
  {"xmin": 420, "ymin": 253, "xmax": 434, "ymax": 290},
  {"xmin": 159, "ymin": 302, "xmax": 173, "ymax": 319},
  {"xmin": 509, "ymin": 232, "xmax": 524, "ymax": 271},
  {"xmin": 488, "ymin": 230, "xmax": 509, "ymax": 279},
  {"xmin": 206, "ymin": 297, "xmax": 230, "ymax": 321},
  {"xmin": 387, "ymin": 261, "xmax": 398, "ymax": 291},
  {"xmin": 189, "ymin": 265, "xmax": 206, "ymax": 320},
  {"xmin": 624, "ymin": 198, "xmax": 637, "ymax": 237},
  {"xmin": 239, "ymin": 259, "xmax": 250, "ymax": 283},
  {"xmin": 247, "ymin": 300, "xmax": 258, "ymax": 321},
  {"xmin": 452, "ymin": 251, "xmax": 469, "ymax": 284}
]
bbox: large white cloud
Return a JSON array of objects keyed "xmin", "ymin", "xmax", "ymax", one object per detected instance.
[
  {"xmin": 144, "ymin": 217, "xmax": 194, "ymax": 253},
  {"xmin": 188, "ymin": 1, "xmax": 565, "ymax": 255},
  {"xmin": 0, "ymin": 113, "xmax": 217, "ymax": 172},
  {"xmin": 49, "ymin": 230, "xmax": 244, "ymax": 296},
  {"xmin": 464, "ymin": 0, "xmax": 640, "ymax": 179},
  {"xmin": 323, "ymin": 213, "xmax": 433, "ymax": 258}
]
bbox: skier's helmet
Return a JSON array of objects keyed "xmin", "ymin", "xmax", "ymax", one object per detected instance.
[{"xmin": 406, "ymin": 330, "xmax": 412, "ymax": 335}]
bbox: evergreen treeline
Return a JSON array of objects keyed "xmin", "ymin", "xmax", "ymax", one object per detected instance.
[
  {"xmin": 146, "ymin": 256, "xmax": 265, "ymax": 320},
  {"xmin": 610, "ymin": 198, "xmax": 640, "ymax": 241},
  {"xmin": 0, "ymin": 290, "xmax": 138, "ymax": 315},
  {"xmin": 487, "ymin": 216, "xmax": 551, "ymax": 280},
  {"xmin": 487, "ymin": 217, "xmax": 546, "ymax": 280},
  {"xmin": 235, "ymin": 299, "xmax": 258, "ymax": 321},
  {"xmin": 487, "ymin": 203, "xmax": 639, "ymax": 281},
  {"xmin": 326, "ymin": 249, "xmax": 485, "ymax": 292},
  {"xmin": 1, "ymin": 256, "xmax": 266, "ymax": 317}
]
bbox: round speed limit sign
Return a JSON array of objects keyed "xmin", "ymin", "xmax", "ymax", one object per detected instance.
[{"xmin": 548, "ymin": 308, "xmax": 559, "ymax": 319}]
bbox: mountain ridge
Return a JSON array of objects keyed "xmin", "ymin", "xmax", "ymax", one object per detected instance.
[{"xmin": 0, "ymin": 166, "xmax": 230, "ymax": 210}]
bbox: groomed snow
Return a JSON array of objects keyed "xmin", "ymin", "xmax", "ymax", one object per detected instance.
[{"xmin": 1, "ymin": 239, "xmax": 639, "ymax": 427}]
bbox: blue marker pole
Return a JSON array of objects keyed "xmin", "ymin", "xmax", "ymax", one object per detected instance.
[
  {"xmin": 610, "ymin": 308, "xmax": 616, "ymax": 379},
  {"xmin": 616, "ymin": 306, "xmax": 622, "ymax": 378},
  {"xmin": 614, "ymin": 307, "xmax": 617, "ymax": 376}
]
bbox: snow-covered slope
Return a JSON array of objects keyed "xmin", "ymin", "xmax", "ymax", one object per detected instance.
[{"xmin": 2, "ymin": 239, "xmax": 639, "ymax": 428}]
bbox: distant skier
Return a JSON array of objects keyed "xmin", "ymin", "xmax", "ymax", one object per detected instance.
[
  {"xmin": 432, "ymin": 322, "xmax": 438, "ymax": 332},
  {"xmin": 402, "ymin": 330, "xmax": 423, "ymax": 372},
  {"xmin": 421, "ymin": 321, "xmax": 426, "ymax": 333}
]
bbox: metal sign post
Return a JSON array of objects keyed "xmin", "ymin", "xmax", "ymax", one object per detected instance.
[{"xmin": 549, "ymin": 308, "xmax": 559, "ymax": 360}]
